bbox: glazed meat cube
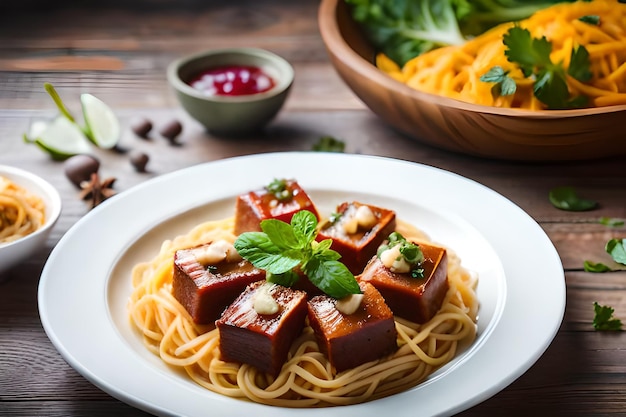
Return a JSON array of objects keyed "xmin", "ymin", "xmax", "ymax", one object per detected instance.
[
  {"xmin": 317, "ymin": 201, "xmax": 396, "ymax": 274},
  {"xmin": 216, "ymin": 281, "xmax": 308, "ymax": 376},
  {"xmin": 359, "ymin": 242, "xmax": 449, "ymax": 324},
  {"xmin": 172, "ymin": 240, "xmax": 265, "ymax": 324},
  {"xmin": 307, "ymin": 281, "xmax": 397, "ymax": 372},
  {"xmin": 234, "ymin": 178, "xmax": 319, "ymax": 235}
]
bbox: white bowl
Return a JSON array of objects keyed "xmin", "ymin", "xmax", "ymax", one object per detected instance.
[{"xmin": 0, "ymin": 165, "xmax": 62, "ymax": 275}]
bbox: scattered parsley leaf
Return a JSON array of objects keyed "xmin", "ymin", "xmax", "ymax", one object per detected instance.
[
  {"xmin": 593, "ymin": 302, "xmax": 623, "ymax": 331},
  {"xmin": 480, "ymin": 66, "xmax": 517, "ymax": 97},
  {"xmin": 234, "ymin": 210, "xmax": 360, "ymax": 299},
  {"xmin": 583, "ymin": 260, "xmax": 612, "ymax": 273},
  {"xmin": 599, "ymin": 217, "xmax": 625, "ymax": 227},
  {"xmin": 502, "ymin": 26, "xmax": 590, "ymax": 109},
  {"xmin": 312, "ymin": 136, "xmax": 345, "ymax": 153},
  {"xmin": 548, "ymin": 186, "xmax": 597, "ymax": 211},
  {"xmin": 579, "ymin": 15, "xmax": 600, "ymax": 25},
  {"xmin": 606, "ymin": 238, "xmax": 626, "ymax": 265}
]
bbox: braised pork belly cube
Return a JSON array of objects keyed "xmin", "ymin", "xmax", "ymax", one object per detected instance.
[
  {"xmin": 317, "ymin": 201, "xmax": 396, "ymax": 274},
  {"xmin": 359, "ymin": 242, "xmax": 449, "ymax": 324},
  {"xmin": 307, "ymin": 281, "xmax": 397, "ymax": 372},
  {"xmin": 234, "ymin": 179, "xmax": 319, "ymax": 235},
  {"xmin": 172, "ymin": 240, "xmax": 265, "ymax": 325},
  {"xmin": 216, "ymin": 281, "xmax": 308, "ymax": 376}
]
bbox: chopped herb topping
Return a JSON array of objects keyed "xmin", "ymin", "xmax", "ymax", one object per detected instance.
[
  {"xmin": 266, "ymin": 178, "xmax": 293, "ymax": 202},
  {"xmin": 378, "ymin": 232, "xmax": 425, "ymax": 278}
]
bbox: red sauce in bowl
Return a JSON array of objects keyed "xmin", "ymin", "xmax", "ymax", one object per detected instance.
[{"xmin": 188, "ymin": 65, "xmax": 276, "ymax": 97}]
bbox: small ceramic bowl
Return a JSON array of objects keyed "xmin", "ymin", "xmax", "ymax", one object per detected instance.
[
  {"xmin": 167, "ymin": 47, "xmax": 294, "ymax": 135},
  {"xmin": 0, "ymin": 165, "xmax": 62, "ymax": 276}
]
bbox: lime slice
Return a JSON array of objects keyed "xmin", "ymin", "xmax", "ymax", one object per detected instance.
[
  {"xmin": 81, "ymin": 93, "xmax": 120, "ymax": 149},
  {"xmin": 24, "ymin": 116, "xmax": 92, "ymax": 160}
]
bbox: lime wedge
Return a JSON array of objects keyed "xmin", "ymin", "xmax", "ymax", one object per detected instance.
[
  {"xmin": 24, "ymin": 116, "xmax": 92, "ymax": 160},
  {"xmin": 81, "ymin": 93, "xmax": 120, "ymax": 149}
]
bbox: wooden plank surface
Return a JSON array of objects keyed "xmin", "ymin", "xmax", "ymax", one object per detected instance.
[{"xmin": 1, "ymin": 1, "xmax": 625, "ymax": 416}]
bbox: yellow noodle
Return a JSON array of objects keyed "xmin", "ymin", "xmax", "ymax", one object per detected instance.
[
  {"xmin": 128, "ymin": 216, "xmax": 478, "ymax": 407},
  {"xmin": 0, "ymin": 176, "xmax": 46, "ymax": 244},
  {"xmin": 380, "ymin": 0, "xmax": 626, "ymax": 110}
]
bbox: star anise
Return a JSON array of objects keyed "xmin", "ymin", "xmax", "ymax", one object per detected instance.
[{"xmin": 79, "ymin": 172, "xmax": 117, "ymax": 209}]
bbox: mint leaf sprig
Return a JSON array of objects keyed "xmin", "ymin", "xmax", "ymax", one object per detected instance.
[
  {"xmin": 234, "ymin": 210, "xmax": 361, "ymax": 299},
  {"xmin": 492, "ymin": 26, "xmax": 592, "ymax": 109}
]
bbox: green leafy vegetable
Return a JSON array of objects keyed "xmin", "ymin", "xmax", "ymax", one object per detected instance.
[
  {"xmin": 312, "ymin": 136, "xmax": 346, "ymax": 153},
  {"xmin": 346, "ymin": 0, "xmax": 576, "ymax": 66},
  {"xmin": 599, "ymin": 217, "xmax": 625, "ymax": 227},
  {"xmin": 606, "ymin": 238, "xmax": 626, "ymax": 265},
  {"xmin": 578, "ymin": 15, "xmax": 600, "ymax": 25},
  {"xmin": 583, "ymin": 260, "xmax": 612, "ymax": 273},
  {"xmin": 548, "ymin": 186, "xmax": 597, "ymax": 211},
  {"xmin": 480, "ymin": 65, "xmax": 517, "ymax": 97},
  {"xmin": 593, "ymin": 302, "xmax": 623, "ymax": 331},
  {"xmin": 234, "ymin": 210, "xmax": 361, "ymax": 299},
  {"xmin": 502, "ymin": 26, "xmax": 591, "ymax": 109}
]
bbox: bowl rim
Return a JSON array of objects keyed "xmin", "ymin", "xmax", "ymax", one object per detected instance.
[
  {"xmin": 0, "ymin": 164, "xmax": 62, "ymax": 249},
  {"xmin": 166, "ymin": 47, "xmax": 295, "ymax": 104},
  {"xmin": 318, "ymin": 0, "xmax": 626, "ymax": 119}
]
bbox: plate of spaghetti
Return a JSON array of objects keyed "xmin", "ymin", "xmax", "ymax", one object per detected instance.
[
  {"xmin": 319, "ymin": 0, "xmax": 626, "ymax": 161},
  {"xmin": 38, "ymin": 152, "xmax": 565, "ymax": 416}
]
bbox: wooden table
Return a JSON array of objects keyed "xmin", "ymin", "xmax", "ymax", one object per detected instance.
[{"xmin": 1, "ymin": 1, "xmax": 625, "ymax": 415}]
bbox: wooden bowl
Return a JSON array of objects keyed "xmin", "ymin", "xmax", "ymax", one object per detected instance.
[{"xmin": 318, "ymin": 0, "xmax": 626, "ymax": 161}]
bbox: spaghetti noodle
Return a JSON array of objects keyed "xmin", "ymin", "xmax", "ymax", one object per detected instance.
[
  {"xmin": 379, "ymin": 0, "xmax": 626, "ymax": 109},
  {"xmin": 0, "ymin": 176, "xmax": 46, "ymax": 244},
  {"xmin": 129, "ymin": 216, "xmax": 478, "ymax": 407}
]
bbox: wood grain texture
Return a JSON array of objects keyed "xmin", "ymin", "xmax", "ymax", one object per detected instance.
[{"xmin": 1, "ymin": 0, "xmax": 626, "ymax": 416}]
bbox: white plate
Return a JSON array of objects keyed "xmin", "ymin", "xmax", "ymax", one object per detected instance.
[{"xmin": 38, "ymin": 152, "xmax": 565, "ymax": 416}]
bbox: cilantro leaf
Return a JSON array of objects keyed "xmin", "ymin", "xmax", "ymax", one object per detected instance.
[
  {"xmin": 606, "ymin": 238, "xmax": 626, "ymax": 265},
  {"xmin": 548, "ymin": 186, "xmax": 597, "ymax": 211},
  {"xmin": 312, "ymin": 136, "xmax": 345, "ymax": 153},
  {"xmin": 593, "ymin": 302, "xmax": 623, "ymax": 331},
  {"xmin": 568, "ymin": 46, "xmax": 592, "ymax": 82},
  {"xmin": 579, "ymin": 15, "xmax": 600, "ymax": 25},
  {"xmin": 600, "ymin": 217, "xmax": 625, "ymax": 227},
  {"xmin": 502, "ymin": 26, "xmax": 591, "ymax": 109},
  {"xmin": 480, "ymin": 66, "xmax": 517, "ymax": 97},
  {"xmin": 584, "ymin": 260, "xmax": 612, "ymax": 273},
  {"xmin": 503, "ymin": 26, "xmax": 552, "ymax": 77},
  {"xmin": 234, "ymin": 210, "xmax": 361, "ymax": 299}
]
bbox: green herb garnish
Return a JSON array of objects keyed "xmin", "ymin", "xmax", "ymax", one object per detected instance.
[
  {"xmin": 583, "ymin": 260, "xmax": 612, "ymax": 273},
  {"xmin": 266, "ymin": 179, "xmax": 293, "ymax": 202},
  {"xmin": 312, "ymin": 136, "xmax": 346, "ymax": 153},
  {"xmin": 593, "ymin": 302, "xmax": 623, "ymax": 331},
  {"xmin": 548, "ymin": 186, "xmax": 597, "ymax": 211},
  {"xmin": 480, "ymin": 65, "xmax": 517, "ymax": 98},
  {"xmin": 606, "ymin": 238, "xmax": 626, "ymax": 265},
  {"xmin": 501, "ymin": 26, "xmax": 591, "ymax": 109},
  {"xmin": 579, "ymin": 15, "xmax": 600, "ymax": 25},
  {"xmin": 377, "ymin": 232, "xmax": 425, "ymax": 278},
  {"xmin": 600, "ymin": 217, "xmax": 625, "ymax": 227},
  {"xmin": 234, "ymin": 210, "xmax": 360, "ymax": 299}
]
